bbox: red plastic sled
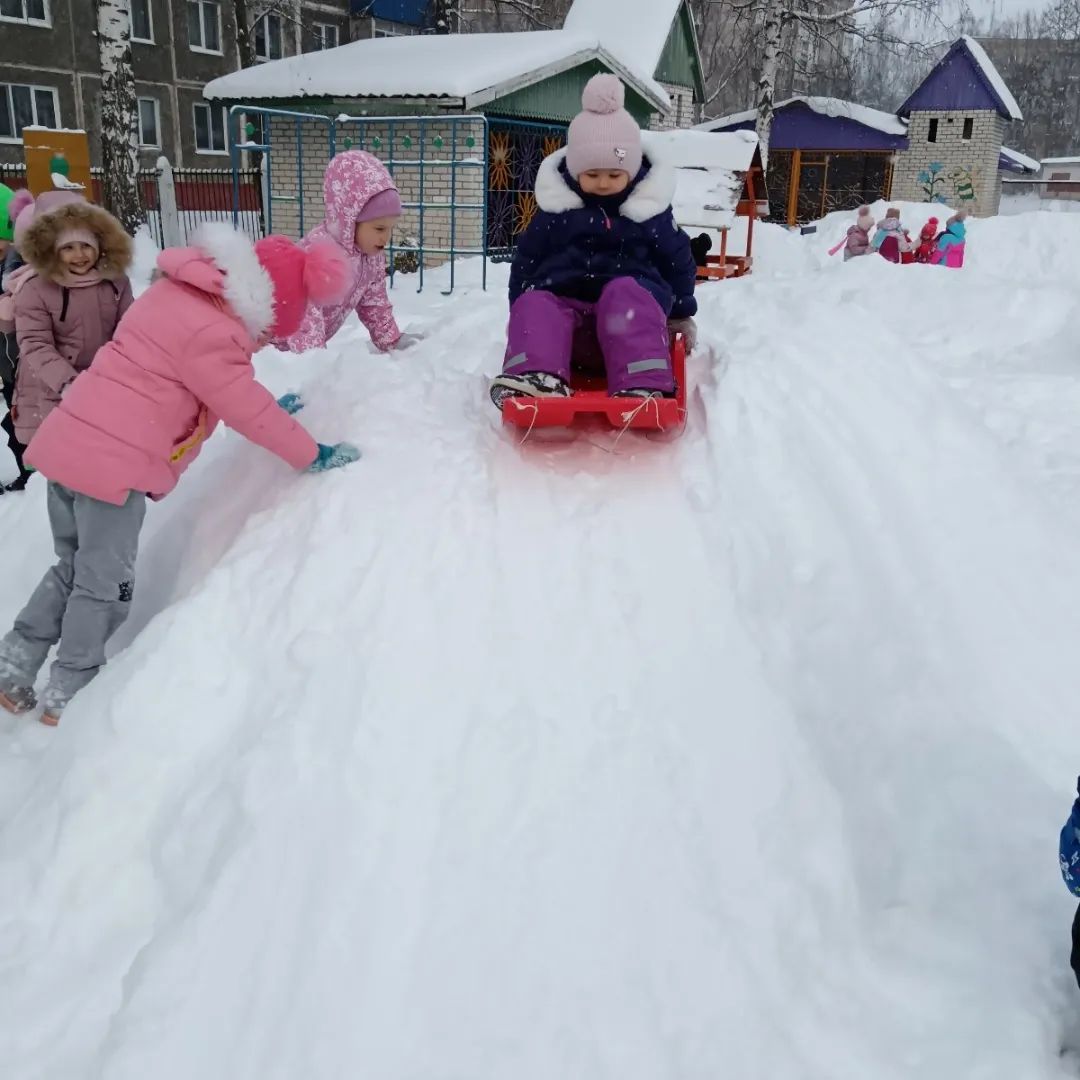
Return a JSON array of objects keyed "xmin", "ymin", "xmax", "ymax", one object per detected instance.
[{"xmin": 501, "ymin": 335, "xmax": 687, "ymax": 433}]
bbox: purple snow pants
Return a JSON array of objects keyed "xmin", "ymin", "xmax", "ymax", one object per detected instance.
[{"xmin": 503, "ymin": 277, "xmax": 674, "ymax": 395}]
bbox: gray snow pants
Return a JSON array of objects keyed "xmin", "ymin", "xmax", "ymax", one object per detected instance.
[{"xmin": 0, "ymin": 482, "xmax": 145, "ymax": 713}]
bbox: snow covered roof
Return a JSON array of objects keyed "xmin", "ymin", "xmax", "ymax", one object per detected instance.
[
  {"xmin": 1041, "ymin": 156, "xmax": 1080, "ymax": 165},
  {"xmin": 647, "ymin": 130, "xmax": 762, "ymax": 232},
  {"xmin": 960, "ymin": 36, "xmax": 1023, "ymax": 122},
  {"xmin": 999, "ymin": 146, "xmax": 1039, "ymax": 173},
  {"xmin": 204, "ymin": 29, "xmax": 670, "ymax": 112},
  {"xmin": 563, "ymin": 0, "xmax": 699, "ymax": 95},
  {"xmin": 696, "ymin": 97, "xmax": 907, "ymax": 137},
  {"xmin": 899, "ymin": 36, "xmax": 1022, "ymax": 122},
  {"xmin": 645, "ymin": 128, "xmax": 759, "ymax": 172}
]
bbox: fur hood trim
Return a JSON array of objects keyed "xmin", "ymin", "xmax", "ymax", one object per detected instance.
[
  {"xmin": 20, "ymin": 202, "xmax": 133, "ymax": 282},
  {"xmin": 534, "ymin": 148, "xmax": 676, "ymax": 223},
  {"xmin": 191, "ymin": 223, "xmax": 276, "ymax": 339}
]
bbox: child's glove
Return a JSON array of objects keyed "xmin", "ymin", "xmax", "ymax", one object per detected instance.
[
  {"xmin": 277, "ymin": 392, "xmax": 304, "ymax": 416},
  {"xmin": 307, "ymin": 442, "xmax": 360, "ymax": 473},
  {"xmin": 393, "ymin": 332, "xmax": 424, "ymax": 351},
  {"xmin": 668, "ymin": 317, "xmax": 698, "ymax": 355}
]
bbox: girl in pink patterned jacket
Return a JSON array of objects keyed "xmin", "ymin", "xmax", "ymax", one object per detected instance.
[{"xmin": 275, "ymin": 150, "xmax": 413, "ymax": 354}]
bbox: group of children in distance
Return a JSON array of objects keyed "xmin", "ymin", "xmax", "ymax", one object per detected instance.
[
  {"xmin": 0, "ymin": 73, "xmax": 695, "ymax": 724},
  {"xmin": 842, "ymin": 204, "xmax": 968, "ymax": 267}
]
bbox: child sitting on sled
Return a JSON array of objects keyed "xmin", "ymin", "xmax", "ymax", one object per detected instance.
[
  {"xmin": 489, "ymin": 74, "xmax": 698, "ymax": 408},
  {"xmin": 842, "ymin": 205, "xmax": 875, "ymax": 261},
  {"xmin": 273, "ymin": 150, "xmax": 420, "ymax": 354}
]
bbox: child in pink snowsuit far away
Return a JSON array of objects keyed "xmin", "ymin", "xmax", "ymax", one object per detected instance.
[
  {"xmin": 489, "ymin": 74, "xmax": 698, "ymax": 408},
  {"xmin": 274, "ymin": 150, "xmax": 417, "ymax": 354}
]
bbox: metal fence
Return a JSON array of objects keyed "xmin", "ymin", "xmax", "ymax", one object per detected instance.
[
  {"xmin": 486, "ymin": 119, "xmax": 567, "ymax": 262},
  {"xmin": 0, "ymin": 160, "xmax": 264, "ymax": 247},
  {"xmin": 230, "ymin": 106, "xmax": 489, "ymax": 293}
]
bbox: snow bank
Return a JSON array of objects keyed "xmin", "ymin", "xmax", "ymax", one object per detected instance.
[{"xmin": 3, "ymin": 211, "xmax": 1080, "ymax": 1079}]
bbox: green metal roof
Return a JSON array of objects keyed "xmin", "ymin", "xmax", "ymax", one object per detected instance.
[
  {"xmin": 482, "ymin": 59, "xmax": 654, "ymax": 124},
  {"xmin": 655, "ymin": 5, "xmax": 706, "ymax": 99}
]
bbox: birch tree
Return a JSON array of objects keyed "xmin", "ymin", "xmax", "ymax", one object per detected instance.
[
  {"xmin": 96, "ymin": 0, "xmax": 143, "ymax": 233},
  {"xmin": 233, "ymin": 0, "xmax": 306, "ymax": 67},
  {"xmin": 701, "ymin": 0, "xmax": 957, "ymax": 162}
]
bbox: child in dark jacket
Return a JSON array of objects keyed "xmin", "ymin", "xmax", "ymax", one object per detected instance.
[
  {"xmin": 1060, "ymin": 780, "xmax": 1080, "ymax": 988},
  {"xmin": 490, "ymin": 75, "xmax": 698, "ymax": 407},
  {"xmin": 0, "ymin": 184, "xmax": 34, "ymax": 492}
]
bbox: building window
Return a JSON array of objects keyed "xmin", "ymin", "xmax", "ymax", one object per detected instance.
[
  {"xmin": 255, "ymin": 12, "xmax": 283, "ymax": 61},
  {"xmin": 137, "ymin": 97, "xmax": 160, "ymax": 147},
  {"xmin": 927, "ymin": 118, "xmax": 938, "ymax": 143},
  {"xmin": 962, "ymin": 117, "xmax": 973, "ymax": 140},
  {"xmin": 131, "ymin": 0, "xmax": 153, "ymax": 42},
  {"xmin": 0, "ymin": 0, "xmax": 49, "ymax": 25},
  {"xmin": 1050, "ymin": 171, "xmax": 1071, "ymax": 181},
  {"xmin": 193, "ymin": 102, "xmax": 228, "ymax": 154},
  {"xmin": 313, "ymin": 21, "xmax": 339, "ymax": 50},
  {"xmin": 0, "ymin": 82, "xmax": 58, "ymax": 142},
  {"xmin": 188, "ymin": 0, "xmax": 221, "ymax": 53}
]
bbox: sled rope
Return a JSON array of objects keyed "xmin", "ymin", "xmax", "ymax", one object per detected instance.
[{"xmin": 508, "ymin": 397, "xmax": 541, "ymax": 445}]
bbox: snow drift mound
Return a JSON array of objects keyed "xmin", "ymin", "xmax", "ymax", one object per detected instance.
[{"xmin": 2, "ymin": 217, "xmax": 1080, "ymax": 1079}]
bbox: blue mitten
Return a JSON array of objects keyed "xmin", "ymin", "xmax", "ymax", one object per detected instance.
[
  {"xmin": 307, "ymin": 442, "xmax": 360, "ymax": 473},
  {"xmin": 278, "ymin": 392, "xmax": 304, "ymax": 416}
]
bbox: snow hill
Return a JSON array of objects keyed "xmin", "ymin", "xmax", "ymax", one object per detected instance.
[{"xmin": 3, "ymin": 208, "xmax": 1080, "ymax": 1079}]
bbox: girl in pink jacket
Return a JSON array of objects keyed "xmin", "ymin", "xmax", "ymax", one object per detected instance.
[
  {"xmin": 275, "ymin": 150, "xmax": 416, "ymax": 354},
  {"xmin": 0, "ymin": 225, "xmax": 357, "ymax": 726}
]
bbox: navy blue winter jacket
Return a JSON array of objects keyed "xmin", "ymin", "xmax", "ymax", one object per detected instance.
[
  {"xmin": 1061, "ymin": 780, "xmax": 1080, "ymax": 897},
  {"xmin": 509, "ymin": 150, "xmax": 698, "ymax": 320}
]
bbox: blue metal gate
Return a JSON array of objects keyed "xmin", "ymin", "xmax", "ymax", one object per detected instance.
[
  {"xmin": 228, "ymin": 106, "xmax": 490, "ymax": 293},
  {"xmin": 486, "ymin": 119, "xmax": 567, "ymax": 262}
]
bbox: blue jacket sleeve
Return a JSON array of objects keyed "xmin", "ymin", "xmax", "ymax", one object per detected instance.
[
  {"xmin": 649, "ymin": 211, "xmax": 698, "ymax": 319},
  {"xmin": 1060, "ymin": 782, "xmax": 1080, "ymax": 897},
  {"xmin": 508, "ymin": 213, "xmax": 553, "ymax": 306}
]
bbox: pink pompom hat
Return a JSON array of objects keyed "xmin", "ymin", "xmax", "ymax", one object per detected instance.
[
  {"xmin": 254, "ymin": 234, "xmax": 351, "ymax": 340},
  {"xmin": 565, "ymin": 73, "xmax": 643, "ymax": 180}
]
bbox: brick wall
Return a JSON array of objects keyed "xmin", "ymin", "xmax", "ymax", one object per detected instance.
[
  {"xmin": 649, "ymin": 84, "xmax": 698, "ymax": 132},
  {"xmin": 891, "ymin": 110, "xmax": 1005, "ymax": 216},
  {"xmin": 267, "ymin": 115, "xmax": 487, "ymax": 266}
]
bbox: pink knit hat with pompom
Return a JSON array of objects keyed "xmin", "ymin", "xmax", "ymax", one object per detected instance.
[
  {"xmin": 565, "ymin": 74, "xmax": 643, "ymax": 180},
  {"xmin": 254, "ymin": 234, "xmax": 350, "ymax": 340}
]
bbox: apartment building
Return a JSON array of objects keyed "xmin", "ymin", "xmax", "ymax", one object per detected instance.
[{"xmin": 0, "ymin": 0, "xmax": 353, "ymax": 167}]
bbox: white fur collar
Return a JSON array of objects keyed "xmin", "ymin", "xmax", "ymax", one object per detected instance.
[
  {"xmin": 192, "ymin": 223, "xmax": 275, "ymax": 338},
  {"xmin": 534, "ymin": 148, "xmax": 676, "ymax": 223}
]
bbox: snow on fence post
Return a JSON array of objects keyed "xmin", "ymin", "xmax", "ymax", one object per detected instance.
[{"xmin": 157, "ymin": 155, "xmax": 182, "ymax": 248}]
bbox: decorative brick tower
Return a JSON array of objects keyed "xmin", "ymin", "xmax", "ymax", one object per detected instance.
[{"xmin": 891, "ymin": 36, "xmax": 1022, "ymax": 217}]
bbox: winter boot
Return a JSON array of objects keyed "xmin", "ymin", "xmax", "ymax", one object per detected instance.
[
  {"xmin": 0, "ymin": 676, "xmax": 36, "ymax": 716},
  {"xmin": 490, "ymin": 371, "xmax": 571, "ymax": 409},
  {"xmin": 39, "ymin": 685, "xmax": 69, "ymax": 727}
]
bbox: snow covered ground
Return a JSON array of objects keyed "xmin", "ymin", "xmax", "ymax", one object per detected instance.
[{"xmin": 2, "ymin": 208, "xmax": 1080, "ymax": 1079}]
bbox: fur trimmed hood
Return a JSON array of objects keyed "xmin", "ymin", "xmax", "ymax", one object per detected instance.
[
  {"xmin": 534, "ymin": 148, "xmax": 676, "ymax": 223},
  {"xmin": 20, "ymin": 199, "xmax": 133, "ymax": 282},
  {"xmin": 156, "ymin": 223, "xmax": 275, "ymax": 339}
]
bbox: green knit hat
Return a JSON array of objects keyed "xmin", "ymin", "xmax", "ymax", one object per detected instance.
[{"xmin": 0, "ymin": 183, "xmax": 15, "ymax": 242}]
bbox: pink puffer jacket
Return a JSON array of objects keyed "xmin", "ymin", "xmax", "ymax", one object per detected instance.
[
  {"xmin": 277, "ymin": 151, "xmax": 402, "ymax": 353},
  {"xmin": 27, "ymin": 225, "xmax": 318, "ymax": 506}
]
